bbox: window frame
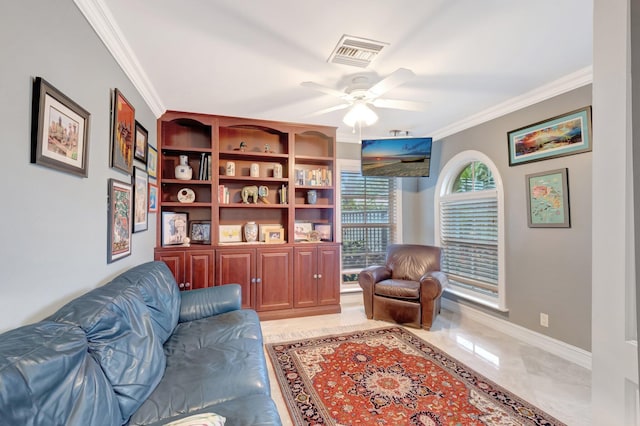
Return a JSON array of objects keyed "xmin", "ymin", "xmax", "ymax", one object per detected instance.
[
  {"xmin": 336, "ymin": 159, "xmax": 403, "ymax": 289},
  {"xmin": 434, "ymin": 150, "xmax": 507, "ymax": 312}
]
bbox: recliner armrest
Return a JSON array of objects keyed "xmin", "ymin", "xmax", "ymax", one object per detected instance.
[
  {"xmin": 358, "ymin": 266, "xmax": 392, "ymax": 289},
  {"xmin": 178, "ymin": 284, "xmax": 242, "ymax": 323},
  {"xmin": 419, "ymin": 271, "xmax": 449, "ymax": 300}
]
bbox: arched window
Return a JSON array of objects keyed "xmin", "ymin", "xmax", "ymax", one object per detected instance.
[{"xmin": 435, "ymin": 151, "xmax": 507, "ymax": 311}]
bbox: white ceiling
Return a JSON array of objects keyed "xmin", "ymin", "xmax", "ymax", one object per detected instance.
[{"xmin": 84, "ymin": 0, "xmax": 593, "ymax": 142}]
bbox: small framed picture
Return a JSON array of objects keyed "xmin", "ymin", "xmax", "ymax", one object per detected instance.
[
  {"xmin": 189, "ymin": 220, "xmax": 211, "ymax": 244},
  {"xmin": 132, "ymin": 167, "xmax": 148, "ymax": 232},
  {"xmin": 314, "ymin": 224, "xmax": 332, "ymax": 241},
  {"xmin": 259, "ymin": 223, "xmax": 280, "ymax": 242},
  {"xmin": 110, "ymin": 88, "xmax": 135, "ymax": 175},
  {"xmin": 265, "ymin": 227, "xmax": 285, "ymax": 244},
  {"xmin": 107, "ymin": 179, "xmax": 132, "ymax": 263},
  {"xmin": 526, "ymin": 168, "xmax": 570, "ymax": 228},
  {"xmin": 134, "ymin": 121, "xmax": 148, "ymax": 163},
  {"xmin": 147, "ymin": 145, "xmax": 158, "ymax": 179},
  {"xmin": 219, "ymin": 224, "xmax": 242, "ymax": 243},
  {"xmin": 294, "ymin": 222, "xmax": 313, "ymax": 241},
  {"xmin": 31, "ymin": 77, "xmax": 90, "ymax": 177},
  {"xmin": 148, "ymin": 182, "xmax": 158, "ymax": 213},
  {"xmin": 162, "ymin": 212, "xmax": 188, "ymax": 246}
]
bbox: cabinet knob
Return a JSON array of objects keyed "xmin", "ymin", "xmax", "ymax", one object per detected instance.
[
  {"xmin": 185, "ymin": 282, "xmax": 191, "ymax": 289},
  {"xmin": 317, "ymin": 274, "xmax": 322, "ymax": 279},
  {"xmin": 313, "ymin": 274, "xmax": 317, "ymax": 279},
  {"xmin": 251, "ymin": 278, "xmax": 256, "ymax": 284},
  {"xmin": 179, "ymin": 283, "xmax": 185, "ymax": 289},
  {"xmin": 256, "ymin": 278, "xmax": 262, "ymax": 284}
]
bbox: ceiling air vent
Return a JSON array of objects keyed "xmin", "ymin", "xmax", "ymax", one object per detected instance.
[{"xmin": 327, "ymin": 35, "xmax": 388, "ymax": 68}]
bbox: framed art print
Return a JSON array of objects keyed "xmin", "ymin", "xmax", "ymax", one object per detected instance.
[
  {"xmin": 219, "ymin": 225, "xmax": 242, "ymax": 243},
  {"xmin": 110, "ymin": 88, "xmax": 135, "ymax": 174},
  {"xmin": 264, "ymin": 226, "xmax": 285, "ymax": 244},
  {"xmin": 134, "ymin": 121, "xmax": 148, "ymax": 163},
  {"xmin": 162, "ymin": 212, "xmax": 188, "ymax": 246},
  {"xmin": 132, "ymin": 167, "xmax": 148, "ymax": 232},
  {"xmin": 526, "ymin": 168, "xmax": 570, "ymax": 228},
  {"xmin": 107, "ymin": 179, "xmax": 132, "ymax": 263},
  {"xmin": 147, "ymin": 145, "xmax": 158, "ymax": 179},
  {"xmin": 508, "ymin": 106, "xmax": 592, "ymax": 166},
  {"xmin": 189, "ymin": 220, "xmax": 211, "ymax": 244},
  {"xmin": 31, "ymin": 77, "xmax": 90, "ymax": 177},
  {"xmin": 148, "ymin": 182, "xmax": 158, "ymax": 213}
]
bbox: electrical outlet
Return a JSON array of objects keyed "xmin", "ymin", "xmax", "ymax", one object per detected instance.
[{"xmin": 540, "ymin": 313, "xmax": 549, "ymax": 328}]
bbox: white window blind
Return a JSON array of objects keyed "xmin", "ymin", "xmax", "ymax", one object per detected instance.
[
  {"xmin": 440, "ymin": 196, "xmax": 498, "ymax": 295},
  {"xmin": 340, "ymin": 171, "xmax": 398, "ymax": 270}
]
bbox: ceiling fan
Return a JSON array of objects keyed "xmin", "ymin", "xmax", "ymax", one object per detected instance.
[{"xmin": 301, "ymin": 68, "xmax": 427, "ymax": 126}]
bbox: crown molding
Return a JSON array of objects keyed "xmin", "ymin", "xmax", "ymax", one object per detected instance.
[
  {"xmin": 74, "ymin": 0, "xmax": 165, "ymax": 117},
  {"xmin": 430, "ymin": 66, "xmax": 593, "ymax": 141}
]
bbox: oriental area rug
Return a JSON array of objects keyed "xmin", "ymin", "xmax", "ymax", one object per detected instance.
[{"xmin": 266, "ymin": 326, "xmax": 565, "ymax": 426}]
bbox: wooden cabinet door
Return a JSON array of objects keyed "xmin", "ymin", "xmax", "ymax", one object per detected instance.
[
  {"xmin": 317, "ymin": 245, "xmax": 340, "ymax": 306},
  {"xmin": 294, "ymin": 247, "xmax": 318, "ymax": 308},
  {"xmin": 155, "ymin": 250, "xmax": 186, "ymax": 289},
  {"xmin": 256, "ymin": 247, "xmax": 293, "ymax": 312},
  {"xmin": 186, "ymin": 250, "xmax": 214, "ymax": 290},
  {"xmin": 216, "ymin": 248, "xmax": 255, "ymax": 309}
]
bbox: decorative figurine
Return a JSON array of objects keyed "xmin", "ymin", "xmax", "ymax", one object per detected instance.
[
  {"xmin": 239, "ymin": 141, "xmax": 247, "ymax": 152},
  {"xmin": 264, "ymin": 143, "xmax": 271, "ymax": 153}
]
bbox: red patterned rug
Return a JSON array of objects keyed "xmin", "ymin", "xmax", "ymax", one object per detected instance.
[{"xmin": 266, "ymin": 326, "xmax": 565, "ymax": 426}]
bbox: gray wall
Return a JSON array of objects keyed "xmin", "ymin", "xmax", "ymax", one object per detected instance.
[
  {"xmin": 0, "ymin": 1, "xmax": 157, "ymax": 332},
  {"xmin": 339, "ymin": 86, "xmax": 592, "ymax": 351}
]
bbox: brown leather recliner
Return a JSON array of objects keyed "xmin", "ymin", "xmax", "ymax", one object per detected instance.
[{"xmin": 358, "ymin": 244, "xmax": 449, "ymax": 330}]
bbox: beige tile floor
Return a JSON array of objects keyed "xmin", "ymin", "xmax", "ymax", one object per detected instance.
[{"xmin": 261, "ymin": 292, "xmax": 591, "ymax": 426}]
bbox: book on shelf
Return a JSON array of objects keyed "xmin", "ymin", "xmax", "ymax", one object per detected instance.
[
  {"xmin": 218, "ymin": 185, "xmax": 229, "ymax": 204},
  {"xmin": 295, "ymin": 168, "xmax": 331, "ymax": 186}
]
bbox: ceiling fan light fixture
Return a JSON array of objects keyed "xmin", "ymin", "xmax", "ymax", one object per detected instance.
[{"xmin": 343, "ymin": 103, "xmax": 378, "ymax": 127}]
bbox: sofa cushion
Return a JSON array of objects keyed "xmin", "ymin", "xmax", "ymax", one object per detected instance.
[
  {"xmin": 129, "ymin": 315, "xmax": 271, "ymax": 425},
  {"xmin": 0, "ymin": 321, "xmax": 121, "ymax": 426},
  {"xmin": 47, "ymin": 278, "xmax": 166, "ymax": 423}
]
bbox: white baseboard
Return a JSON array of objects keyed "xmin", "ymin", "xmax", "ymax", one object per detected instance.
[{"xmin": 441, "ymin": 298, "xmax": 592, "ymax": 370}]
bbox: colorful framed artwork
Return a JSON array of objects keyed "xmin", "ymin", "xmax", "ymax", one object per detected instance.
[
  {"xmin": 107, "ymin": 179, "xmax": 132, "ymax": 263},
  {"xmin": 134, "ymin": 121, "xmax": 148, "ymax": 163},
  {"xmin": 259, "ymin": 223, "xmax": 280, "ymax": 242},
  {"xmin": 110, "ymin": 88, "xmax": 135, "ymax": 174},
  {"xmin": 132, "ymin": 167, "xmax": 148, "ymax": 233},
  {"xmin": 30, "ymin": 77, "xmax": 90, "ymax": 177},
  {"xmin": 219, "ymin": 224, "xmax": 242, "ymax": 243},
  {"xmin": 265, "ymin": 226, "xmax": 285, "ymax": 244},
  {"xmin": 162, "ymin": 212, "xmax": 188, "ymax": 246},
  {"xmin": 314, "ymin": 224, "xmax": 332, "ymax": 241},
  {"xmin": 507, "ymin": 106, "xmax": 592, "ymax": 166},
  {"xmin": 294, "ymin": 222, "xmax": 313, "ymax": 241},
  {"xmin": 147, "ymin": 145, "xmax": 158, "ymax": 179},
  {"xmin": 189, "ymin": 220, "xmax": 211, "ymax": 244},
  {"xmin": 526, "ymin": 168, "xmax": 570, "ymax": 228},
  {"xmin": 148, "ymin": 182, "xmax": 158, "ymax": 213}
]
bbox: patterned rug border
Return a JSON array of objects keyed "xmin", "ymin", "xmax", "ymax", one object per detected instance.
[{"xmin": 266, "ymin": 326, "xmax": 566, "ymax": 426}]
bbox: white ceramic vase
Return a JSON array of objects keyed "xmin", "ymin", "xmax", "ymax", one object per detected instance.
[
  {"xmin": 244, "ymin": 221, "xmax": 258, "ymax": 242},
  {"xmin": 175, "ymin": 155, "xmax": 193, "ymax": 180}
]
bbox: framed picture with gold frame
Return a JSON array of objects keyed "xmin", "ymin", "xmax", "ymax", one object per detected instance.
[{"xmin": 264, "ymin": 226, "xmax": 285, "ymax": 244}]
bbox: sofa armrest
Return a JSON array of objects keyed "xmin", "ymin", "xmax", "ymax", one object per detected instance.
[
  {"xmin": 179, "ymin": 284, "xmax": 242, "ymax": 323},
  {"xmin": 358, "ymin": 266, "xmax": 391, "ymax": 319},
  {"xmin": 419, "ymin": 271, "xmax": 449, "ymax": 300}
]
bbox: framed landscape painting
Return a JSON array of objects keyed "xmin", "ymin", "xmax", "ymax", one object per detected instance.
[
  {"xmin": 508, "ymin": 106, "xmax": 592, "ymax": 166},
  {"xmin": 31, "ymin": 77, "xmax": 90, "ymax": 177},
  {"xmin": 107, "ymin": 179, "xmax": 132, "ymax": 263},
  {"xmin": 110, "ymin": 88, "xmax": 135, "ymax": 175},
  {"xmin": 134, "ymin": 121, "xmax": 148, "ymax": 163},
  {"xmin": 526, "ymin": 168, "xmax": 570, "ymax": 228}
]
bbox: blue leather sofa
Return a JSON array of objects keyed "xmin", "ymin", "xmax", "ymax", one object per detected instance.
[{"xmin": 0, "ymin": 261, "xmax": 282, "ymax": 425}]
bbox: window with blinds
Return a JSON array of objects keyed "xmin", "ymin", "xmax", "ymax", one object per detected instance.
[
  {"xmin": 340, "ymin": 170, "xmax": 398, "ymax": 271},
  {"xmin": 438, "ymin": 159, "xmax": 502, "ymax": 303}
]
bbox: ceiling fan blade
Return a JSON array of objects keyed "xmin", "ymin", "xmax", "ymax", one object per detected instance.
[
  {"xmin": 306, "ymin": 103, "xmax": 351, "ymax": 117},
  {"xmin": 301, "ymin": 81, "xmax": 348, "ymax": 99},
  {"xmin": 372, "ymin": 98, "xmax": 429, "ymax": 111},
  {"xmin": 368, "ymin": 68, "xmax": 416, "ymax": 98}
]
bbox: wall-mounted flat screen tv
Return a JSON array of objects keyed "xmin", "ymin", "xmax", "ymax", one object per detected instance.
[{"xmin": 361, "ymin": 136, "xmax": 433, "ymax": 177}]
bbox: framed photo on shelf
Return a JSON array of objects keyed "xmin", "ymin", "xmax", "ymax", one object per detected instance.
[
  {"xmin": 265, "ymin": 226, "xmax": 285, "ymax": 244},
  {"xmin": 134, "ymin": 121, "xmax": 148, "ymax": 163},
  {"xmin": 30, "ymin": 76, "xmax": 90, "ymax": 177},
  {"xmin": 219, "ymin": 224, "xmax": 242, "ymax": 243},
  {"xmin": 294, "ymin": 222, "xmax": 313, "ymax": 241},
  {"xmin": 525, "ymin": 168, "xmax": 570, "ymax": 228},
  {"xmin": 314, "ymin": 224, "xmax": 332, "ymax": 241},
  {"xmin": 189, "ymin": 220, "xmax": 211, "ymax": 244},
  {"xmin": 507, "ymin": 106, "xmax": 592, "ymax": 166},
  {"xmin": 132, "ymin": 167, "xmax": 148, "ymax": 233},
  {"xmin": 107, "ymin": 179, "xmax": 132, "ymax": 263},
  {"xmin": 162, "ymin": 212, "xmax": 188, "ymax": 246},
  {"xmin": 148, "ymin": 182, "xmax": 158, "ymax": 213},
  {"xmin": 147, "ymin": 145, "xmax": 158, "ymax": 179},
  {"xmin": 110, "ymin": 88, "xmax": 135, "ymax": 175},
  {"xmin": 259, "ymin": 223, "xmax": 280, "ymax": 242}
]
